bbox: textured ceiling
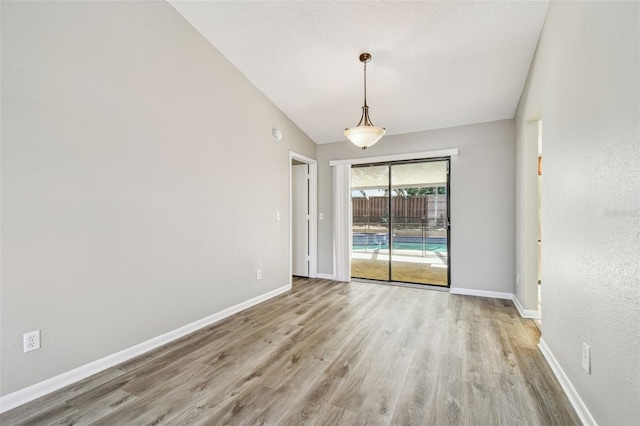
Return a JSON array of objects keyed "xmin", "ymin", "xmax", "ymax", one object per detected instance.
[{"xmin": 169, "ymin": 1, "xmax": 549, "ymax": 144}]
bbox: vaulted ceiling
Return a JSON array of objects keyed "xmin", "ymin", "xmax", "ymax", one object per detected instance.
[{"xmin": 169, "ymin": 1, "xmax": 549, "ymax": 144}]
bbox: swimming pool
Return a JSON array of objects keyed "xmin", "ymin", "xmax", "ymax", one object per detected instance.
[{"xmin": 352, "ymin": 233, "xmax": 447, "ymax": 253}]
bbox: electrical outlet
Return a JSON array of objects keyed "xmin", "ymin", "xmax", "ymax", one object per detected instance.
[
  {"xmin": 257, "ymin": 269, "xmax": 262, "ymax": 280},
  {"xmin": 24, "ymin": 330, "xmax": 40, "ymax": 353},
  {"xmin": 516, "ymin": 273, "xmax": 520, "ymax": 285},
  {"xmin": 582, "ymin": 342, "xmax": 591, "ymax": 373}
]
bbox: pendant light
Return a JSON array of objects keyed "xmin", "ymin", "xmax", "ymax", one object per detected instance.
[{"xmin": 344, "ymin": 53, "xmax": 386, "ymax": 150}]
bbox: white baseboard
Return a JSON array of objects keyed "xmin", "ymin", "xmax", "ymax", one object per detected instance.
[
  {"xmin": 538, "ymin": 339, "xmax": 597, "ymax": 426},
  {"xmin": 0, "ymin": 283, "xmax": 291, "ymax": 414},
  {"xmin": 512, "ymin": 295, "xmax": 541, "ymax": 319},
  {"xmin": 316, "ymin": 273, "xmax": 335, "ymax": 280},
  {"xmin": 449, "ymin": 287, "xmax": 513, "ymax": 300}
]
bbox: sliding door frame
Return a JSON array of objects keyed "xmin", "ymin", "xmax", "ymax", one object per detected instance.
[
  {"xmin": 351, "ymin": 157, "xmax": 451, "ymax": 287},
  {"xmin": 330, "ymin": 148, "xmax": 458, "ymax": 286}
]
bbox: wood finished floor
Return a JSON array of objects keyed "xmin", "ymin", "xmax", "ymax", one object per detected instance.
[{"xmin": 2, "ymin": 278, "xmax": 579, "ymax": 426}]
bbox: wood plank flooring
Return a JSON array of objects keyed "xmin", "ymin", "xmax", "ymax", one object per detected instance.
[{"xmin": 1, "ymin": 278, "xmax": 580, "ymax": 425}]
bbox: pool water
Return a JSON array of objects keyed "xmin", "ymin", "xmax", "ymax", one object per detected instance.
[{"xmin": 353, "ymin": 242, "xmax": 447, "ymax": 253}]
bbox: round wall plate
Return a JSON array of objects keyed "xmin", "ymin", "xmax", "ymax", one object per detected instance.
[{"xmin": 273, "ymin": 128, "xmax": 283, "ymax": 141}]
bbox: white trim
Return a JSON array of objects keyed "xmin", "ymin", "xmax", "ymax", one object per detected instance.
[
  {"xmin": 316, "ymin": 273, "xmax": 335, "ymax": 280},
  {"xmin": 308, "ymin": 162, "xmax": 318, "ymax": 278},
  {"xmin": 521, "ymin": 120, "xmax": 542, "ymax": 322},
  {"xmin": 289, "ymin": 151, "xmax": 318, "ymax": 280},
  {"xmin": 329, "ymin": 148, "xmax": 459, "ymax": 166},
  {"xmin": 538, "ymin": 339, "xmax": 598, "ymax": 426},
  {"xmin": 512, "ymin": 295, "xmax": 541, "ymax": 319},
  {"xmin": 449, "ymin": 287, "xmax": 513, "ymax": 300},
  {"xmin": 0, "ymin": 284, "xmax": 291, "ymax": 414},
  {"xmin": 290, "ymin": 152, "xmax": 316, "ymax": 165}
]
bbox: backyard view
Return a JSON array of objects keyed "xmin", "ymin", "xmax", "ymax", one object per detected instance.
[{"xmin": 351, "ymin": 161, "xmax": 449, "ymax": 286}]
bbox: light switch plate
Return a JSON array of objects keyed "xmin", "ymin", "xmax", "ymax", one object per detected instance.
[{"xmin": 582, "ymin": 342, "xmax": 591, "ymax": 373}]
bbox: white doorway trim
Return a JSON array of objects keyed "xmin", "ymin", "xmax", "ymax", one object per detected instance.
[
  {"xmin": 523, "ymin": 120, "xmax": 541, "ymax": 316},
  {"xmin": 289, "ymin": 152, "xmax": 318, "ymax": 284}
]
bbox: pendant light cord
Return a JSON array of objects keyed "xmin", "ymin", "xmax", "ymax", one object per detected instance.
[
  {"xmin": 344, "ymin": 52, "xmax": 385, "ymax": 149},
  {"xmin": 363, "ymin": 61, "xmax": 368, "ymax": 107}
]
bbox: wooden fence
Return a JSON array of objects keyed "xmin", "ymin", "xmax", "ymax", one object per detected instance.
[{"xmin": 352, "ymin": 195, "xmax": 447, "ymax": 225}]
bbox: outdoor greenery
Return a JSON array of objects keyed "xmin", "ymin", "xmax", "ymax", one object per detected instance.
[{"xmin": 405, "ymin": 187, "xmax": 446, "ymax": 196}]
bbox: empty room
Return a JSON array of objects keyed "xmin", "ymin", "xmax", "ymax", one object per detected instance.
[{"xmin": 1, "ymin": 1, "xmax": 638, "ymax": 425}]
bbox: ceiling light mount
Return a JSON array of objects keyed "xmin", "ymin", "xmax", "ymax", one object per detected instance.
[
  {"xmin": 359, "ymin": 52, "xmax": 371, "ymax": 63},
  {"xmin": 344, "ymin": 52, "xmax": 386, "ymax": 150}
]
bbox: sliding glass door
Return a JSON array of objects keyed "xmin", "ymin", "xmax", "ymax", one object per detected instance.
[
  {"xmin": 351, "ymin": 165, "xmax": 390, "ymax": 281},
  {"xmin": 389, "ymin": 161, "xmax": 449, "ymax": 285},
  {"xmin": 351, "ymin": 159, "xmax": 450, "ymax": 286}
]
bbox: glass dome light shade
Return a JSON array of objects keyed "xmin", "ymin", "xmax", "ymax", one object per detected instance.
[{"xmin": 344, "ymin": 125, "xmax": 386, "ymax": 150}]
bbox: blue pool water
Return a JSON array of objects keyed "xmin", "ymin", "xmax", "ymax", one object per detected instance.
[{"xmin": 353, "ymin": 233, "xmax": 447, "ymax": 253}]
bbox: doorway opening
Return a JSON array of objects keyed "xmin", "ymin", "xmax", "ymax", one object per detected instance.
[
  {"xmin": 536, "ymin": 125, "xmax": 543, "ymax": 328},
  {"xmin": 350, "ymin": 158, "xmax": 450, "ymax": 286},
  {"xmin": 289, "ymin": 152, "xmax": 317, "ymax": 282}
]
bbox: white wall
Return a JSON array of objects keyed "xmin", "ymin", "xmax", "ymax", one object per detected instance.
[
  {"xmin": 0, "ymin": 1, "xmax": 316, "ymax": 397},
  {"xmin": 317, "ymin": 120, "xmax": 515, "ymax": 293},
  {"xmin": 514, "ymin": 1, "xmax": 639, "ymax": 424}
]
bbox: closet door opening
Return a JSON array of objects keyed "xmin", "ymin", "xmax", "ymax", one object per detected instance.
[{"xmin": 351, "ymin": 159, "xmax": 450, "ymax": 287}]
